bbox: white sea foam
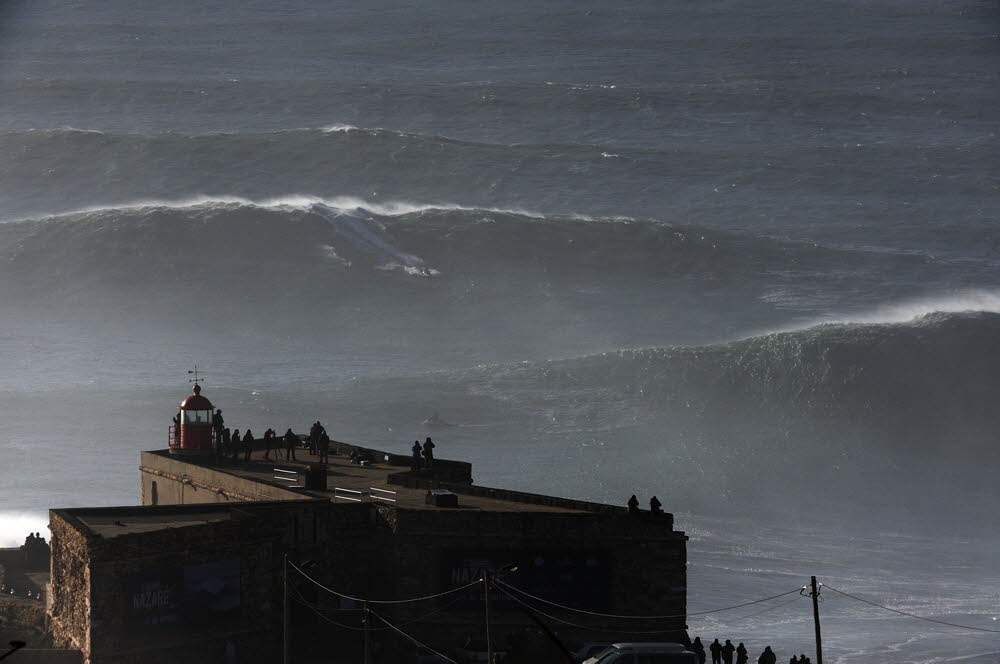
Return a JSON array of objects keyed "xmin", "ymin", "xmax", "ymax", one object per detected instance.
[
  {"xmin": 318, "ymin": 244, "xmax": 351, "ymax": 267},
  {"xmin": 741, "ymin": 289, "xmax": 1000, "ymax": 341},
  {"xmin": 319, "ymin": 124, "xmax": 358, "ymax": 133},
  {"xmin": 6, "ymin": 195, "xmax": 600, "ymax": 224},
  {"xmin": 833, "ymin": 290, "xmax": 1000, "ymax": 324},
  {"xmin": 33, "ymin": 126, "xmax": 107, "ymax": 135},
  {"xmin": 376, "ymin": 263, "xmax": 440, "ymax": 277}
]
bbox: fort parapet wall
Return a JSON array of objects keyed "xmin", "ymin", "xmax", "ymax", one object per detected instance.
[{"xmin": 139, "ymin": 451, "xmax": 310, "ymax": 505}]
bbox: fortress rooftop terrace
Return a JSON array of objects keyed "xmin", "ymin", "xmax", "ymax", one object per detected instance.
[{"xmin": 137, "ymin": 440, "xmax": 664, "ymax": 521}]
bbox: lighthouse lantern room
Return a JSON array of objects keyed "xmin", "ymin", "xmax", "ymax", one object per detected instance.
[{"xmin": 171, "ymin": 381, "xmax": 215, "ymax": 455}]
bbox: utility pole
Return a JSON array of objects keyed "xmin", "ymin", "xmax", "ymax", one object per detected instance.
[
  {"xmin": 283, "ymin": 554, "xmax": 290, "ymax": 664},
  {"xmin": 363, "ymin": 601, "xmax": 371, "ymax": 664},
  {"xmin": 810, "ymin": 576, "xmax": 823, "ymax": 664},
  {"xmin": 484, "ymin": 572, "xmax": 493, "ymax": 664}
]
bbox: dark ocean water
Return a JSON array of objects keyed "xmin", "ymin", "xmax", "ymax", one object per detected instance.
[{"xmin": 1, "ymin": 1, "xmax": 999, "ymax": 660}]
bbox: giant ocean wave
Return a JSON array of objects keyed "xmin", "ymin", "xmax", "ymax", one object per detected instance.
[
  {"xmin": 0, "ymin": 197, "xmax": 984, "ymax": 348},
  {"xmin": 381, "ymin": 309, "xmax": 1000, "ymax": 523},
  {"xmin": 4, "ymin": 125, "xmax": 997, "ymax": 265},
  {"xmin": 0, "ymin": 195, "xmax": 941, "ymax": 277}
]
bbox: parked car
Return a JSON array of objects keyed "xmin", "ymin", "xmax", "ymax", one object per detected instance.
[{"xmin": 575, "ymin": 642, "xmax": 613, "ymax": 663}]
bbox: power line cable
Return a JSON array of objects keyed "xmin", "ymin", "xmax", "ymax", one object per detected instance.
[
  {"xmin": 369, "ymin": 609, "xmax": 459, "ymax": 664},
  {"xmin": 290, "ymin": 582, "xmax": 475, "ymax": 632},
  {"xmin": 289, "ymin": 585, "xmax": 366, "ymax": 631},
  {"xmin": 491, "ymin": 584, "xmax": 687, "ymax": 634},
  {"xmin": 733, "ymin": 595, "xmax": 805, "ymax": 621},
  {"xmin": 390, "ymin": 593, "xmax": 479, "ymax": 631},
  {"xmin": 494, "ymin": 578, "xmax": 802, "ymax": 620},
  {"xmin": 289, "ymin": 560, "xmax": 483, "ymax": 604},
  {"xmin": 823, "ymin": 584, "xmax": 1000, "ymax": 634},
  {"xmin": 691, "ymin": 595, "xmax": 806, "ymax": 632}
]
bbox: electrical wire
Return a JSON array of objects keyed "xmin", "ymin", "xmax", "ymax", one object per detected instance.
[
  {"xmin": 289, "ymin": 581, "xmax": 477, "ymax": 632},
  {"xmin": 289, "ymin": 560, "xmax": 483, "ymax": 604},
  {"xmin": 494, "ymin": 578, "xmax": 803, "ymax": 620},
  {"xmin": 369, "ymin": 609, "xmax": 459, "ymax": 664},
  {"xmin": 733, "ymin": 595, "xmax": 805, "ymax": 621},
  {"xmin": 823, "ymin": 584, "xmax": 1000, "ymax": 634},
  {"xmin": 391, "ymin": 592, "xmax": 480, "ymax": 631},
  {"xmin": 492, "ymin": 583, "xmax": 687, "ymax": 634},
  {"xmin": 691, "ymin": 595, "xmax": 806, "ymax": 632},
  {"xmin": 289, "ymin": 584, "xmax": 365, "ymax": 631}
]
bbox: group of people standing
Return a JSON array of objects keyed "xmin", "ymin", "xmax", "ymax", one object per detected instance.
[
  {"xmin": 193, "ymin": 410, "xmax": 440, "ymax": 470},
  {"xmin": 210, "ymin": 409, "xmax": 305, "ymax": 463},
  {"xmin": 627, "ymin": 494, "xmax": 664, "ymax": 514},
  {"xmin": 20, "ymin": 532, "xmax": 49, "ymax": 568},
  {"xmin": 411, "ymin": 437, "xmax": 436, "ymax": 469},
  {"xmin": 308, "ymin": 421, "xmax": 331, "ymax": 463},
  {"xmin": 692, "ymin": 638, "xmax": 787, "ymax": 664}
]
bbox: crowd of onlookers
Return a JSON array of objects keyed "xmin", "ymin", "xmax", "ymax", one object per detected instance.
[
  {"xmin": 691, "ymin": 637, "xmax": 813, "ymax": 664},
  {"xmin": 173, "ymin": 408, "xmax": 449, "ymax": 473}
]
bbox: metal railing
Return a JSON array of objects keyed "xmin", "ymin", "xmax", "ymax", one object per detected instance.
[
  {"xmin": 331, "ymin": 487, "xmax": 399, "ymax": 503},
  {"xmin": 333, "ymin": 487, "xmax": 364, "ymax": 502},
  {"xmin": 369, "ymin": 487, "xmax": 397, "ymax": 503},
  {"xmin": 273, "ymin": 468, "xmax": 302, "ymax": 487}
]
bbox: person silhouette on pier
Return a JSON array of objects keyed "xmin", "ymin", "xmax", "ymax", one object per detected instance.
[
  {"xmin": 722, "ymin": 639, "xmax": 735, "ymax": 664},
  {"xmin": 172, "ymin": 413, "xmax": 181, "ymax": 446},
  {"xmin": 757, "ymin": 647, "xmax": 776, "ymax": 664},
  {"xmin": 309, "ymin": 421, "xmax": 323, "ymax": 455},
  {"xmin": 317, "ymin": 431, "xmax": 330, "ymax": 464},
  {"xmin": 650, "ymin": 495, "xmax": 662, "ymax": 514},
  {"xmin": 709, "ymin": 639, "xmax": 722, "ymax": 664},
  {"xmin": 627, "ymin": 495, "xmax": 640, "ymax": 514},
  {"xmin": 692, "ymin": 637, "xmax": 706, "ymax": 664},
  {"xmin": 736, "ymin": 643, "xmax": 748, "ymax": 664},
  {"xmin": 221, "ymin": 428, "xmax": 232, "ymax": 458},
  {"xmin": 242, "ymin": 429, "xmax": 254, "ymax": 462},
  {"xmin": 422, "ymin": 437, "xmax": 435, "ymax": 468},
  {"xmin": 283, "ymin": 428, "xmax": 297, "ymax": 461},
  {"xmin": 231, "ymin": 429, "xmax": 241, "ymax": 462},
  {"xmin": 411, "ymin": 440, "xmax": 422, "ymax": 470},
  {"xmin": 263, "ymin": 428, "xmax": 276, "ymax": 460}
]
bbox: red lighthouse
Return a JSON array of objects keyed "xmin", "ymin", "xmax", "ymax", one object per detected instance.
[{"xmin": 170, "ymin": 381, "xmax": 215, "ymax": 455}]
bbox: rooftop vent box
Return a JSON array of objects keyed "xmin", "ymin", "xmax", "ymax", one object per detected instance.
[{"xmin": 425, "ymin": 489, "xmax": 458, "ymax": 508}]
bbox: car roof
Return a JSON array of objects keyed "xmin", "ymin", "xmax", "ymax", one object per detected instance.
[{"xmin": 611, "ymin": 643, "xmax": 688, "ymax": 652}]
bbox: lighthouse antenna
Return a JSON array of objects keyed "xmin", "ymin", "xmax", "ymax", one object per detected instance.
[{"xmin": 187, "ymin": 365, "xmax": 204, "ymax": 386}]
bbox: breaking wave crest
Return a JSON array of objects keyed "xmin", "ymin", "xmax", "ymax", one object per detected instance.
[
  {"xmin": 6, "ymin": 194, "xmax": 566, "ymax": 224},
  {"xmin": 463, "ymin": 306, "xmax": 1000, "ymax": 418},
  {"xmin": 0, "ymin": 196, "xmax": 985, "ymax": 323},
  {"xmin": 442, "ymin": 309, "xmax": 1000, "ymax": 519}
]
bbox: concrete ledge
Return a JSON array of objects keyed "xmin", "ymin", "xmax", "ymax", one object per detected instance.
[
  {"xmin": 385, "ymin": 470, "xmax": 676, "ymax": 525},
  {"xmin": 329, "ymin": 440, "xmax": 473, "ymax": 483}
]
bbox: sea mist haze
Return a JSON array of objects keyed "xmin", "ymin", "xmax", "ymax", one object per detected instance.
[{"xmin": 1, "ymin": 0, "xmax": 999, "ymax": 661}]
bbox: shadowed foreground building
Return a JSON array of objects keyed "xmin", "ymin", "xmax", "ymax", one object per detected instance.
[{"xmin": 46, "ymin": 387, "xmax": 688, "ymax": 663}]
